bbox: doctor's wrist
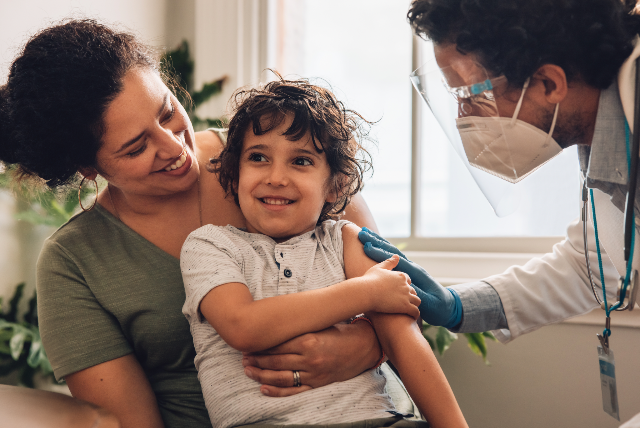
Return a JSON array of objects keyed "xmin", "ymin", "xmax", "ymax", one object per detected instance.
[{"xmin": 443, "ymin": 288, "xmax": 463, "ymax": 330}]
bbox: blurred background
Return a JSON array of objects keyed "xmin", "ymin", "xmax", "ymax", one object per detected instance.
[{"xmin": 0, "ymin": 1, "xmax": 637, "ymax": 427}]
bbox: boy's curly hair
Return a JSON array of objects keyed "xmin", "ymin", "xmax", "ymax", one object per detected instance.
[{"xmin": 209, "ymin": 75, "xmax": 373, "ymax": 224}]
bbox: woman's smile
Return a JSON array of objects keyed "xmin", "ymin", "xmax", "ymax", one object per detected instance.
[
  {"xmin": 156, "ymin": 145, "xmax": 193, "ymax": 176},
  {"xmin": 161, "ymin": 145, "xmax": 188, "ymax": 171}
]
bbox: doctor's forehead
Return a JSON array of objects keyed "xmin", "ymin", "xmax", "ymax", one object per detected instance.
[{"xmin": 434, "ymin": 43, "xmax": 491, "ymax": 87}]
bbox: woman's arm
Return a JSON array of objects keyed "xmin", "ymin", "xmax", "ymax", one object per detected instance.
[
  {"xmin": 199, "ymin": 256, "xmax": 419, "ymax": 353},
  {"xmin": 241, "ymin": 320, "xmax": 381, "ymax": 395},
  {"xmin": 341, "ymin": 193, "xmax": 379, "ymax": 233},
  {"xmin": 65, "ymin": 355, "xmax": 165, "ymax": 428},
  {"xmin": 342, "ymin": 224, "xmax": 468, "ymax": 428}
]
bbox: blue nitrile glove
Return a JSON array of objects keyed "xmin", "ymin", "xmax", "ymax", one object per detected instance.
[{"xmin": 358, "ymin": 227, "xmax": 462, "ymax": 329}]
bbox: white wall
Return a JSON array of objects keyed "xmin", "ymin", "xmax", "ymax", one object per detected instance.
[
  {"xmin": 0, "ymin": 0, "xmax": 168, "ymax": 76},
  {"xmin": 438, "ymin": 322, "xmax": 640, "ymax": 428},
  {"xmin": 0, "ymin": 0, "xmax": 169, "ymax": 305}
]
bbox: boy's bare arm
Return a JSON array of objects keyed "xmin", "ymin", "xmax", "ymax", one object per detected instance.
[
  {"xmin": 342, "ymin": 224, "xmax": 468, "ymax": 428},
  {"xmin": 199, "ymin": 254, "xmax": 418, "ymax": 353},
  {"xmin": 368, "ymin": 313, "xmax": 468, "ymax": 428}
]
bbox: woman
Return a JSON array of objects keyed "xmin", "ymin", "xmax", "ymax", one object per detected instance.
[{"xmin": 0, "ymin": 20, "xmax": 386, "ymax": 428}]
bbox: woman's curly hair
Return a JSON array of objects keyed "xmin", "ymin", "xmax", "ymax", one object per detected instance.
[
  {"xmin": 408, "ymin": 0, "xmax": 640, "ymax": 88},
  {"xmin": 210, "ymin": 76, "xmax": 373, "ymax": 224},
  {"xmin": 0, "ymin": 19, "xmax": 159, "ymax": 188}
]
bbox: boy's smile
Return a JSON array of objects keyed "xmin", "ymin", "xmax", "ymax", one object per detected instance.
[{"xmin": 237, "ymin": 114, "xmax": 336, "ymax": 242}]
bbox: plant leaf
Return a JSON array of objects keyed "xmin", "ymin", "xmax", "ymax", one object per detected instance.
[
  {"xmin": 482, "ymin": 331, "xmax": 498, "ymax": 341},
  {"xmin": 421, "ymin": 321, "xmax": 432, "ymax": 333},
  {"xmin": 24, "ymin": 291, "xmax": 38, "ymax": 327},
  {"xmin": 191, "ymin": 77, "xmax": 226, "ymax": 106},
  {"xmin": 7, "ymin": 282, "xmax": 25, "ymax": 323},
  {"xmin": 464, "ymin": 332, "xmax": 490, "ymax": 365},
  {"xmin": 435, "ymin": 326, "xmax": 458, "ymax": 356},
  {"xmin": 10, "ymin": 332, "xmax": 27, "ymax": 360},
  {"xmin": 395, "ymin": 242, "xmax": 408, "ymax": 251},
  {"xmin": 27, "ymin": 340, "xmax": 43, "ymax": 368},
  {"xmin": 39, "ymin": 348, "xmax": 53, "ymax": 374}
]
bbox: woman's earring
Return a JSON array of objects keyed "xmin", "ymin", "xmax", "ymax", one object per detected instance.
[{"xmin": 78, "ymin": 176, "xmax": 99, "ymax": 212}]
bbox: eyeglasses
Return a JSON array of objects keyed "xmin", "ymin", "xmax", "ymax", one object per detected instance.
[{"xmin": 444, "ymin": 75, "xmax": 507, "ymax": 101}]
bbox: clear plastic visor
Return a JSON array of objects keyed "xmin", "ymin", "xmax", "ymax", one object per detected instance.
[{"xmin": 410, "ymin": 53, "xmax": 527, "ymax": 216}]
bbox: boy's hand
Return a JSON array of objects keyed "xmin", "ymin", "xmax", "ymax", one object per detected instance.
[
  {"xmin": 363, "ymin": 255, "xmax": 421, "ymax": 319},
  {"xmin": 359, "ymin": 227, "xmax": 463, "ymax": 329}
]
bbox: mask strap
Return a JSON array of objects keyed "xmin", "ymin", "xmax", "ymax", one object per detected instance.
[
  {"xmin": 544, "ymin": 102, "xmax": 560, "ymax": 146},
  {"xmin": 509, "ymin": 77, "xmax": 531, "ymax": 127}
]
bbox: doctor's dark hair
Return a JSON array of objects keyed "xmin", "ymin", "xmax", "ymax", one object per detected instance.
[
  {"xmin": 209, "ymin": 76, "xmax": 373, "ymax": 224},
  {"xmin": 0, "ymin": 19, "xmax": 159, "ymax": 188},
  {"xmin": 408, "ymin": 0, "xmax": 640, "ymax": 89}
]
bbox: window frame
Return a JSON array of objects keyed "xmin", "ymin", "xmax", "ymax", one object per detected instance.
[{"xmin": 195, "ymin": 0, "xmax": 636, "ymax": 324}]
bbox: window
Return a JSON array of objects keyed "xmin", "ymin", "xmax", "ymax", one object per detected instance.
[
  {"xmin": 271, "ymin": 0, "xmax": 413, "ymax": 237},
  {"xmin": 211, "ymin": 0, "xmax": 580, "ymax": 253},
  {"xmin": 270, "ymin": 0, "xmax": 579, "ymax": 245}
]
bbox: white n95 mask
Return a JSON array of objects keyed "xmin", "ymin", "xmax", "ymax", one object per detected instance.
[
  {"xmin": 455, "ymin": 89, "xmax": 562, "ymax": 183},
  {"xmin": 411, "ymin": 49, "xmax": 565, "ymax": 216}
]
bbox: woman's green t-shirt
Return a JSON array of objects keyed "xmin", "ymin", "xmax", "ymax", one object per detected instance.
[{"xmin": 36, "ymin": 203, "xmax": 212, "ymax": 428}]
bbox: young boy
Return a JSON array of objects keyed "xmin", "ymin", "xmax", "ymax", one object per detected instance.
[{"xmin": 181, "ymin": 77, "xmax": 467, "ymax": 428}]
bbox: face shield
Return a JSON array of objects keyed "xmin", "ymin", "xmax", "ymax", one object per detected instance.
[{"xmin": 410, "ymin": 47, "xmax": 562, "ymax": 217}]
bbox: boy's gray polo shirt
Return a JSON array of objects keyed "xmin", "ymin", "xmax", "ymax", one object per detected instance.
[{"xmin": 181, "ymin": 220, "xmax": 395, "ymax": 428}]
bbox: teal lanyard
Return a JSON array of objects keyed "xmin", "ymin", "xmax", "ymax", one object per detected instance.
[{"xmin": 590, "ymin": 120, "xmax": 636, "ymax": 337}]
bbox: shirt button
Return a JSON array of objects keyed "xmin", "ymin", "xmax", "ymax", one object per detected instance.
[{"xmin": 284, "ymin": 268, "xmax": 293, "ymax": 278}]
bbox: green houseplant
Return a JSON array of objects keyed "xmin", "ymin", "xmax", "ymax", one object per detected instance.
[
  {"xmin": 0, "ymin": 282, "xmax": 54, "ymax": 387},
  {"xmin": 161, "ymin": 40, "xmax": 226, "ymax": 131},
  {"xmin": 421, "ymin": 321, "xmax": 497, "ymax": 365},
  {"xmin": 0, "ymin": 167, "xmax": 96, "ymax": 387}
]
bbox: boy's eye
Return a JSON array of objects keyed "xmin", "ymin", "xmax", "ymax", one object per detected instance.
[
  {"xmin": 248, "ymin": 153, "xmax": 267, "ymax": 162},
  {"xmin": 294, "ymin": 157, "xmax": 312, "ymax": 166}
]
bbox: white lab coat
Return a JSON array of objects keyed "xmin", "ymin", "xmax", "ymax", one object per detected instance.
[
  {"xmin": 483, "ymin": 41, "xmax": 640, "ymax": 427},
  {"xmin": 487, "ymin": 41, "xmax": 640, "ymax": 344}
]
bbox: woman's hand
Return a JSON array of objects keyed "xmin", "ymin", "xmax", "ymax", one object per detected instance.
[
  {"xmin": 241, "ymin": 321, "xmax": 382, "ymax": 397},
  {"xmin": 361, "ymin": 255, "xmax": 421, "ymax": 319}
]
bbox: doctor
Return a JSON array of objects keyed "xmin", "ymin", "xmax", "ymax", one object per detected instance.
[{"xmin": 359, "ymin": 0, "xmax": 640, "ymax": 426}]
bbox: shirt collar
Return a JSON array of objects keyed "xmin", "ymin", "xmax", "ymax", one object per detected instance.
[
  {"xmin": 226, "ymin": 225, "xmax": 317, "ymax": 247},
  {"xmin": 578, "ymin": 80, "xmax": 628, "ymax": 185}
]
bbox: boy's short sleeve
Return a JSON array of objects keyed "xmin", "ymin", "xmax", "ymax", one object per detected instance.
[
  {"xmin": 37, "ymin": 238, "xmax": 133, "ymax": 381},
  {"xmin": 181, "ymin": 225, "xmax": 247, "ymax": 323},
  {"xmin": 320, "ymin": 219, "xmax": 352, "ymax": 271}
]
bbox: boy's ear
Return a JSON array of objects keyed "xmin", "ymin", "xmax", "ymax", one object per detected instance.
[
  {"xmin": 325, "ymin": 174, "xmax": 346, "ymax": 203},
  {"xmin": 325, "ymin": 191, "xmax": 337, "ymax": 203}
]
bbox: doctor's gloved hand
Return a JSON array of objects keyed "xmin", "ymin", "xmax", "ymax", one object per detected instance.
[{"xmin": 358, "ymin": 227, "xmax": 462, "ymax": 329}]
